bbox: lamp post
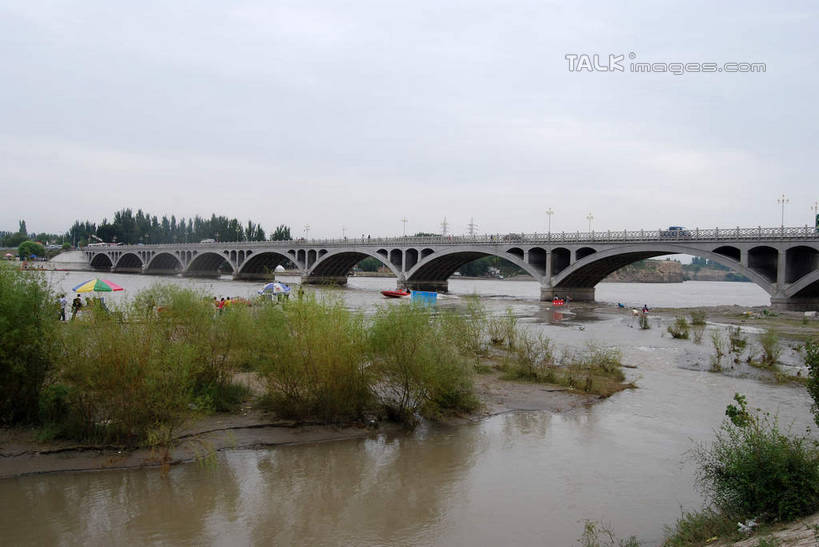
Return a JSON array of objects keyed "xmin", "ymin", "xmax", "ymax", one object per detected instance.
[
  {"xmin": 777, "ymin": 194, "xmax": 789, "ymax": 229},
  {"xmin": 401, "ymin": 217, "xmax": 408, "ymax": 237},
  {"xmin": 546, "ymin": 208, "xmax": 554, "ymax": 239},
  {"xmin": 586, "ymin": 212, "xmax": 594, "ymax": 233},
  {"xmin": 812, "ymin": 201, "xmax": 819, "ymax": 231},
  {"xmin": 304, "ymin": 224, "xmax": 310, "ymax": 240}
]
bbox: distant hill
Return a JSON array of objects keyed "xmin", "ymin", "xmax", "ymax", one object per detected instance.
[{"xmin": 603, "ymin": 259, "xmax": 750, "ymax": 283}]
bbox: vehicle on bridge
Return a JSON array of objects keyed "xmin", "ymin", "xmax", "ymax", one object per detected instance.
[{"xmin": 660, "ymin": 226, "xmax": 692, "ymax": 239}]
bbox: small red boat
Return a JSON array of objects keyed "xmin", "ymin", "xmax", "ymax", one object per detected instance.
[
  {"xmin": 381, "ymin": 289, "xmax": 410, "ymax": 298},
  {"xmin": 552, "ymin": 297, "xmax": 565, "ymax": 307}
]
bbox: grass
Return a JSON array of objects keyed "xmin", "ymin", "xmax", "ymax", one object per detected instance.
[{"xmin": 667, "ymin": 316, "xmax": 690, "ymax": 340}]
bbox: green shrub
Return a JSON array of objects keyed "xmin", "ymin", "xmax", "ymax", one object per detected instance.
[
  {"xmin": 729, "ymin": 326, "xmax": 747, "ymax": 355},
  {"xmin": 663, "ymin": 507, "xmax": 737, "ymax": 546},
  {"xmin": 758, "ymin": 330, "xmax": 782, "ymax": 367},
  {"xmin": 804, "ymin": 339, "xmax": 819, "ymax": 427},
  {"xmin": 690, "ymin": 310, "xmax": 707, "ymax": 326},
  {"xmin": 57, "ymin": 312, "xmax": 196, "ymax": 444},
  {"xmin": 693, "ymin": 394, "xmax": 819, "ymax": 522},
  {"xmin": 0, "ymin": 268, "xmax": 57, "ymax": 424},
  {"xmin": 710, "ymin": 330, "xmax": 729, "ymax": 372},
  {"xmin": 487, "ymin": 309, "xmax": 518, "ymax": 348},
  {"xmin": 667, "ymin": 316, "xmax": 690, "ymax": 339},
  {"xmin": 369, "ymin": 304, "xmax": 477, "ymax": 425},
  {"xmin": 257, "ymin": 296, "xmax": 372, "ymax": 423},
  {"xmin": 509, "ymin": 330, "xmax": 556, "ymax": 381}
]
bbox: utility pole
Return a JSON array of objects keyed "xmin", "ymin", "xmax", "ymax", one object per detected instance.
[
  {"xmin": 467, "ymin": 217, "xmax": 478, "ymax": 237},
  {"xmin": 777, "ymin": 194, "xmax": 789, "ymax": 229},
  {"xmin": 441, "ymin": 217, "xmax": 449, "ymax": 237},
  {"xmin": 304, "ymin": 224, "xmax": 310, "ymax": 240},
  {"xmin": 586, "ymin": 212, "xmax": 594, "ymax": 232},
  {"xmin": 401, "ymin": 217, "xmax": 408, "ymax": 237},
  {"xmin": 546, "ymin": 208, "xmax": 554, "ymax": 238},
  {"xmin": 341, "ymin": 225, "xmax": 346, "ymax": 239}
]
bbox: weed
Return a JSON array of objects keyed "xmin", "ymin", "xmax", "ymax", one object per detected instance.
[
  {"xmin": 758, "ymin": 330, "xmax": 782, "ymax": 367},
  {"xmin": 667, "ymin": 316, "xmax": 690, "ymax": 339},
  {"xmin": 638, "ymin": 313, "xmax": 650, "ymax": 330},
  {"xmin": 579, "ymin": 520, "xmax": 640, "ymax": 547},
  {"xmin": 711, "ymin": 330, "xmax": 729, "ymax": 372},
  {"xmin": 694, "ymin": 394, "xmax": 819, "ymax": 522},
  {"xmin": 690, "ymin": 310, "xmax": 707, "ymax": 326}
]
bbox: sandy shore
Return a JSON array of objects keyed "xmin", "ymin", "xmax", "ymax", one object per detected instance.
[{"xmin": 0, "ymin": 371, "xmax": 597, "ymax": 479}]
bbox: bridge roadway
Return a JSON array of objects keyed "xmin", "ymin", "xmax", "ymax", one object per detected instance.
[{"xmin": 83, "ymin": 226, "xmax": 819, "ymax": 310}]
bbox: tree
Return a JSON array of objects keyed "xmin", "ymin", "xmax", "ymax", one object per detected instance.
[
  {"xmin": 18, "ymin": 240, "xmax": 45, "ymax": 259},
  {"xmin": 271, "ymin": 225, "xmax": 292, "ymax": 241},
  {"xmin": 18, "ymin": 220, "xmax": 27, "ymax": 236}
]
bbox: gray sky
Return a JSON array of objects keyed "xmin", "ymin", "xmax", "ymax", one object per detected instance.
[{"xmin": 1, "ymin": 1, "xmax": 817, "ymax": 239}]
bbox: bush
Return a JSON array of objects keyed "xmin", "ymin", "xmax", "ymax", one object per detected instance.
[
  {"xmin": 369, "ymin": 304, "xmax": 477, "ymax": 425},
  {"xmin": 804, "ymin": 339, "xmax": 819, "ymax": 427},
  {"xmin": 758, "ymin": 330, "xmax": 782, "ymax": 367},
  {"xmin": 57, "ymin": 311, "xmax": 196, "ymax": 443},
  {"xmin": 710, "ymin": 330, "xmax": 729, "ymax": 372},
  {"xmin": 693, "ymin": 394, "xmax": 819, "ymax": 522},
  {"xmin": 728, "ymin": 326, "xmax": 747, "ymax": 355},
  {"xmin": 256, "ymin": 296, "xmax": 372, "ymax": 423},
  {"xmin": 0, "ymin": 268, "xmax": 57, "ymax": 424},
  {"xmin": 487, "ymin": 309, "xmax": 518, "ymax": 348},
  {"xmin": 689, "ymin": 310, "xmax": 707, "ymax": 326},
  {"xmin": 667, "ymin": 316, "xmax": 690, "ymax": 339}
]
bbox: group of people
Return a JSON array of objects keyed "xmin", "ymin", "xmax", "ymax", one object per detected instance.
[{"xmin": 57, "ymin": 294, "xmax": 107, "ymax": 320}]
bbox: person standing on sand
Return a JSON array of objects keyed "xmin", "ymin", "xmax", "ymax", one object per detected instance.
[
  {"xmin": 71, "ymin": 295, "xmax": 82, "ymax": 320},
  {"xmin": 58, "ymin": 294, "xmax": 67, "ymax": 321}
]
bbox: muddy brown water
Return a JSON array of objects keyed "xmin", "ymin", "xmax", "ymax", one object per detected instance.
[{"xmin": 2, "ymin": 274, "xmax": 812, "ymax": 545}]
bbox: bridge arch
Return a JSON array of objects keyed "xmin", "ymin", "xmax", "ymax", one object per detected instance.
[
  {"xmin": 405, "ymin": 247, "xmax": 543, "ymax": 291},
  {"xmin": 785, "ymin": 270, "xmax": 819, "ymax": 298},
  {"xmin": 145, "ymin": 252, "xmax": 184, "ymax": 275},
  {"xmin": 112, "ymin": 252, "xmax": 144, "ymax": 273},
  {"xmin": 551, "ymin": 244, "xmax": 775, "ymax": 296},
  {"xmin": 305, "ymin": 248, "xmax": 402, "ymax": 281},
  {"xmin": 236, "ymin": 250, "xmax": 294, "ymax": 280},
  {"xmin": 89, "ymin": 253, "xmax": 113, "ymax": 271},
  {"xmin": 185, "ymin": 251, "xmax": 235, "ymax": 278}
]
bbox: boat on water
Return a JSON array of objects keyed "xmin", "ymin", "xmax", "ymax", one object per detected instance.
[
  {"xmin": 381, "ymin": 289, "xmax": 410, "ymax": 298},
  {"xmin": 552, "ymin": 297, "xmax": 566, "ymax": 307}
]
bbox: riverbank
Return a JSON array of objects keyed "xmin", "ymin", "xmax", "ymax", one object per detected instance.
[{"xmin": 0, "ymin": 370, "xmax": 597, "ymax": 479}]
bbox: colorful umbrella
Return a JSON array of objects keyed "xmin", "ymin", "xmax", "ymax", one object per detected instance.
[
  {"xmin": 258, "ymin": 282, "xmax": 291, "ymax": 295},
  {"xmin": 72, "ymin": 278, "xmax": 125, "ymax": 293}
]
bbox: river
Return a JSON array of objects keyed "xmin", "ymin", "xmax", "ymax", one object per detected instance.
[{"xmin": 1, "ymin": 273, "xmax": 811, "ymax": 545}]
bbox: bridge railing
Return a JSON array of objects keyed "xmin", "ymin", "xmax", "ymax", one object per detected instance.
[{"xmin": 85, "ymin": 226, "xmax": 819, "ymax": 249}]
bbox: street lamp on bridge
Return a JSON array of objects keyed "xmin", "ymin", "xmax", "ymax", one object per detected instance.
[
  {"xmin": 546, "ymin": 208, "xmax": 554, "ymax": 238},
  {"xmin": 812, "ymin": 201, "xmax": 819, "ymax": 230},
  {"xmin": 778, "ymin": 194, "xmax": 789, "ymax": 229},
  {"xmin": 401, "ymin": 217, "xmax": 408, "ymax": 237},
  {"xmin": 304, "ymin": 224, "xmax": 311, "ymax": 240},
  {"xmin": 586, "ymin": 212, "xmax": 594, "ymax": 232}
]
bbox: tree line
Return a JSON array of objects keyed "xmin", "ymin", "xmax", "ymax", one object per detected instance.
[{"xmin": 0, "ymin": 210, "xmax": 292, "ymax": 248}]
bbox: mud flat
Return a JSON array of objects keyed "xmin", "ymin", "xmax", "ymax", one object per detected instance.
[{"xmin": 0, "ymin": 373, "xmax": 597, "ymax": 479}]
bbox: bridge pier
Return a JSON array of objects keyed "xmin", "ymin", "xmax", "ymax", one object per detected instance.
[
  {"xmin": 143, "ymin": 269, "xmax": 181, "ymax": 276},
  {"xmin": 233, "ymin": 271, "xmax": 275, "ymax": 281},
  {"xmin": 403, "ymin": 280, "xmax": 449, "ymax": 293},
  {"xmin": 771, "ymin": 296, "xmax": 819, "ymax": 312},
  {"xmin": 540, "ymin": 286, "xmax": 595, "ymax": 302},
  {"xmin": 183, "ymin": 271, "xmax": 222, "ymax": 279},
  {"xmin": 302, "ymin": 275, "xmax": 348, "ymax": 286}
]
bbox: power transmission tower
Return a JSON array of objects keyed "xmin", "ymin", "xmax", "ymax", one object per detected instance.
[{"xmin": 467, "ymin": 217, "xmax": 478, "ymax": 236}]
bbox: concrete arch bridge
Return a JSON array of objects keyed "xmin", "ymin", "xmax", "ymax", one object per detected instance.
[{"xmin": 83, "ymin": 226, "xmax": 819, "ymax": 310}]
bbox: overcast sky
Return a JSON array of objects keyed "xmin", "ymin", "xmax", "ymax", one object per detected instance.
[{"xmin": 1, "ymin": 1, "xmax": 817, "ymax": 239}]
